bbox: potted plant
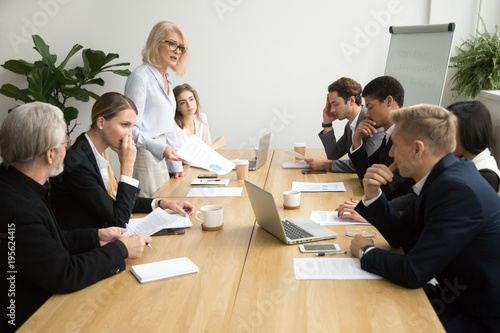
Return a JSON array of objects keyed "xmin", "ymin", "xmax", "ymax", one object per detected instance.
[
  {"xmin": 449, "ymin": 18, "xmax": 500, "ymax": 99},
  {"xmin": 0, "ymin": 35, "xmax": 131, "ymax": 137}
]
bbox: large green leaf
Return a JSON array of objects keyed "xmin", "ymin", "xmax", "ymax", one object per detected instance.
[
  {"xmin": 85, "ymin": 89, "xmax": 100, "ymax": 100},
  {"xmin": 32, "ymin": 35, "xmax": 56, "ymax": 68},
  {"xmin": 54, "ymin": 68, "xmax": 78, "ymax": 85},
  {"xmin": 60, "ymin": 86, "xmax": 90, "ymax": 102},
  {"xmin": 82, "ymin": 49, "xmax": 106, "ymax": 78},
  {"xmin": 0, "ymin": 84, "xmax": 33, "ymax": 103},
  {"xmin": 27, "ymin": 67, "xmax": 56, "ymax": 102},
  {"xmin": 62, "ymin": 106, "xmax": 78, "ymax": 123},
  {"xmin": 58, "ymin": 43, "xmax": 83, "ymax": 71},
  {"xmin": 103, "ymin": 53, "xmax": 119, "ymax": 65},
  {"xmin": 1, "ymin": 59, "xmax": 35, "ymax": 75},
  {"xmin": 111, "ymin": 69, "xmax": 131, "ymax": 77},
  {"xmin": 82, "ymin": 78, "xmax": 105, "ymax": 86}
]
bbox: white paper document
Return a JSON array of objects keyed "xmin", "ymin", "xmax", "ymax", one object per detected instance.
[
  {"xmin": 281, "ymin": 162, "xmax": 311, "ymax": 169},
  {"xmin": 284, "ymin": 150, "xmax": 306, "ymax": 160},
  {"xmin": 292, "ymin": 182, "xmax": 346, "ymax": 192},
  {"xmin": 310, "ymin": 210, "xmax": 369, "ymax": 226},
  {"xmin": 293, "ymin": 258, "xmax": 382, "ymax": 280},
  {"xmin": 131, "ymin": 257, "xmax": 199, "ymax": 283},
  {"xmin": 190, "ymin": 178, "xmax": 230, "ymax": 186},
  {"xmin": 187, "ymin": 187, "xmax": 243, "ymax": 197},
  {"xmin": 177, "ymin": 135, "xmax": 235, "ymax": 175},
  {"xmin": 125, "ymin": 208, "xmax": 193, "ymax": 236}
]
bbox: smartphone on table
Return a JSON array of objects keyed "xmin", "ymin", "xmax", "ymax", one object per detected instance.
[{"xmin": 299, "ymin": 244, "xmax": 341, "ymax": 253}]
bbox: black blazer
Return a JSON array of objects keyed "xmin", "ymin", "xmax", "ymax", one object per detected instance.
[
  {"xmin": 0, "ymin": 165, "xmax": 127, "ymax": 332},
  {"xmin": 356, "ymin": 154, "xmax": 500, "ymax": 330},
  {"xmin": 349, "ymin": 135, "xmax": 414, "ymax": 200},
  {"xmin": 50, "ymin": 133, "xmax": 153, "ymax": 230}
]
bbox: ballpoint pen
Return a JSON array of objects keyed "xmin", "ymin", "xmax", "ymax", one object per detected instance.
[
  {"xmin": 315, "ymin": 251, "xmax": 347, "ymax": 256},
  {"xmin": 146, "ymin": 243, "xmax": 153, "ymax": 249}
]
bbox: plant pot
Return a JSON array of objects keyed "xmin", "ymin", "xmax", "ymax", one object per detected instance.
[{"xmin": 476, "ymin": 90, "xmax": 500, "ymax": 167}]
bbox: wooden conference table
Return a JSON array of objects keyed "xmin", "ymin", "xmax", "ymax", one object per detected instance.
[{"xmin": 19, "ymin": 149, "xmax": 444, "ymax": 332}]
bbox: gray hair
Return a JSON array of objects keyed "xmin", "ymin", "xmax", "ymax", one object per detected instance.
[{"xmin": 0, "ymin": 102, "xmax": 66, "ymax": 170}]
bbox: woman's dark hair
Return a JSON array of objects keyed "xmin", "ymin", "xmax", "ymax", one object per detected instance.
[{"xmin": 446, "ymin": 100, "xmax": 495, "ymax": 156}]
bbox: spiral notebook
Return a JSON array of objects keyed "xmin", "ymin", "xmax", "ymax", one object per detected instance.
[{"xmin": 131, "ymin": 257, "xmax": 199, "ymax": 283}]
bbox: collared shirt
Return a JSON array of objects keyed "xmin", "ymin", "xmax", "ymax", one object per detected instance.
[
  {"xmin": 349, "ymin": 111, "xmax": 360, "ymax": 143},
  {"xmin": 125, "ymin": 62, "xmax": 182, "ymax": 172},
  {"xmin": 84, "ymin": 133, "xmax": 139, "ymax": 189}
]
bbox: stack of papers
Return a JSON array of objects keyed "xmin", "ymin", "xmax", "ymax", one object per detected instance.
[
  {"xmin": 187, "ymin": 187, "xmax": 243, "ymax": 197},
  {"xmin": 292, "ymin": 182, "xmax": 346, "ymax": 192},
  {"xmin": 310, "ymin": 210, "xmax": 369, "ymax": 226},
  {"xmin": 281, "ymin": 162, "xmax": 311, "ymax": 169},
  {"xmin": 125, "ymin": 208, "xmax": 192, "ymax": 236},
  {"xmin": 131, "ymin": 257, "xmax": 199, "ymax": 283},
  {"xmin": 293, "ymin": 258, "xmax": 381, "ymax": 280}
]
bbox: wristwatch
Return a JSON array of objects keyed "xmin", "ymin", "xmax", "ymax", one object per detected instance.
[
  {"xmin": 322, "ymin": 122, "xmax": 333, "ymax": 128},
  {"xmin": 359, "ymin": 245, "xmax": 374, "ymax": 259}
]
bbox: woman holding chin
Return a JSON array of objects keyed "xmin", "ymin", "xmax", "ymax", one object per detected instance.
[
  {"xmin": 50, "ymin": 92, "xmax": 194, "ymax": 230},
  {"xmin": 125, "ymin": 21, "xmax": 191, "ymax": 197}
]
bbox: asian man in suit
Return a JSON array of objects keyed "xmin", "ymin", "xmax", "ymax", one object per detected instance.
[
  {"xmin": 351, "ymin": 104, "xmax": 500, "ymax": 332},
  {"xmin": 305, "ymin": 77, "xmax": 384, "ymax": 172}
]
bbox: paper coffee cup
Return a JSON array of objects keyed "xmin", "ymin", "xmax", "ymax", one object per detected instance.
[
  {"xmin": 293, "ymin": 142, "xmax": 306, "ymax": 161},
  {"xmin": 195, "ymin": 205, "xmax": 224, "ymax": 231},
  {"xmin": 235, "ymin": 159, "xmax": 249, "ymax": 181},
  {"xmin": 283, "ymin": 190, "xmax": 301, "ymax": 209}
]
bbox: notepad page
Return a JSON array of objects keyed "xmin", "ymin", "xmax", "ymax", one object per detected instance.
[{"xmin": 131, "ymin": 257, "xmax": 199, "ymax": 283}]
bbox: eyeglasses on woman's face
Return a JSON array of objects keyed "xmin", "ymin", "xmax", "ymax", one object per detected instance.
[{"xmin": 161, "ymin": 40, "xmax": 187, "ymax": 54}]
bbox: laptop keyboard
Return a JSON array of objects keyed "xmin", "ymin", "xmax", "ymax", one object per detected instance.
[{"xmin": 282, "ymin": 220, "xmax": 313, "ymax": 240}]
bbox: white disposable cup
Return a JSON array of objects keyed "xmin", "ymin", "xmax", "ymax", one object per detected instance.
[
  {"xmin": 195, "ymin": 205, "xmax": 224, "ymax": 230},
  {"xmin": 283, "ymin": 190, "xmax": 301, "ymax": 209}
]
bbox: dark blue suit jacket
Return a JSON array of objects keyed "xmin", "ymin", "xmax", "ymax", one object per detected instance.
[
  {"xmin": 356, "ymin": 154, "xmax": 500, "ymax": 326},
  {"xmin": 50, "ymin": 133, "xmax": 153, "ymax": 229}
]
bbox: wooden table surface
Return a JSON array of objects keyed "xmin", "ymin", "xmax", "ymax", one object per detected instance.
[{"xmin": 19, "ymin": 149, "xmax": 444, "ymax": 333}]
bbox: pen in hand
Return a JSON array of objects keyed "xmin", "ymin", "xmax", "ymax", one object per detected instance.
[
  {"xmin": 315, "ymin": 251, "xmax": 347, "ymax": 257},
  {"xmin": 146, "ymin": 243, "xmax": 153, "ymax": 249}
]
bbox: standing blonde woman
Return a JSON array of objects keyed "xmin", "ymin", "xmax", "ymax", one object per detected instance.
[
  {"xmin": 50, "ymin": 92, "xmax": 194, "ymax": 230},
  {"xmin": 125, "ymin": 21, "xmax": 190, "ymax": 197}
]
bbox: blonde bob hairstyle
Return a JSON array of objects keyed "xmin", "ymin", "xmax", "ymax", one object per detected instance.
[
  {"xmin": 389, "ymin": 104, "xmax": 457, "ymax": 156},
  {"xmin": 141, "ymin": 21, "xmax": 190, "ymax": 77}
]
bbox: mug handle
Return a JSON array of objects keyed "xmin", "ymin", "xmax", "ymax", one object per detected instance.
[{"xmin": 195, "ymin": 211, "xmax": 203, "ymax": 223}]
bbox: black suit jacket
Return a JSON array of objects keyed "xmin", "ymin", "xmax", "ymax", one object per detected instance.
[
  {"xmin": 318, "ymin": 107, "xmax": 384, "ymax": 173},
  {"xmin": 0, "ymin": 165, "xmax": 127, "ymax": 332},
  {"xmin": 50, "ymin": 133, "xmax": 153, "ymax": 229},
  {"xmin": 356, "ymin": 154, "xmax": 500, "ymax": 330},
  {"xmin": 349, "ymin": 134, "xmax": 414, "ymax": 200}
]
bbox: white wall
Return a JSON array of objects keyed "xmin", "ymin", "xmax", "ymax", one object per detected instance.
[{"xmin": 0, "ymin": 0, "xmax": 498, "ymax": 162}]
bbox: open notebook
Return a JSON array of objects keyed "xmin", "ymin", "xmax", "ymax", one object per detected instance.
[{"xmin": 131, "ymin": 257, "xmax": 199, "ymax": 283}]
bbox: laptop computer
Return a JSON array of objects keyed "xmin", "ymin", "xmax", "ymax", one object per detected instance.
[
  {"xmin": 245, "ymin": 180, "xmax": 337, "ymax": 244},
  {"xmin": 248, "ymin": 132, "xmax": 271, "ymax": 171}
]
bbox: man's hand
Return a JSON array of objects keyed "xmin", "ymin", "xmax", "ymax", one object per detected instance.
[
  {"xmin": 304, "ymin": 158, "xmax": 331, "ymax": 170},
  {"xmin": 363, "ymin": 163, "xmax": 396, "ymax": 200},
  {"xmin": 98, "ymin": 227, "xmax": 127, "ymax": 246},
  {"xmin": 119, "ymin": 234, "xmax": 153, "ymax": 259},
  {"xmin": 162, "ymin": 199, "xmax": 195, "ymax": 217},
  {"xmin": 350, "ymin": 234, "xmax": 374, "ymax": 258},
  {"xmin": 352, "ymin": 119, "xmax": 378, "ymax": 149},
  {"xmin": 336, "ymin": 199, "xmax": 368, "ymax": 223},
  {"xmin": 323, "ymin": 95, "xmax": 338, "ymax": 124}
]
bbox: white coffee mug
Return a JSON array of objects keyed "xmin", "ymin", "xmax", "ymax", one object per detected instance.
[
  {"xmin": 195, "ymin": 205, "xmax": 224, "ymax": 231},
  {"xmin": 283, "ymin": 190, "xmax": 301, "ymax": 209}
]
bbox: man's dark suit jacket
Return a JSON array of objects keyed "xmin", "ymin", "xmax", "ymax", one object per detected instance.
[
  {"xmin": 318, "ymin": 107, "xmax": 384, "ymax": 173},
  {"xmin": 0, "ymin": 165, "xmax": 127, "ymax": 332},
  {"xmin": 348, "ymin": 133, "xmax": 414, "ymax": 200},
  {"xmin": 50, "ymin": 133, "xmax": 153, "ymax": 230},
  {"xmin": 356, "ymin": 154, "xmax": 500, "ymax": 332}
]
